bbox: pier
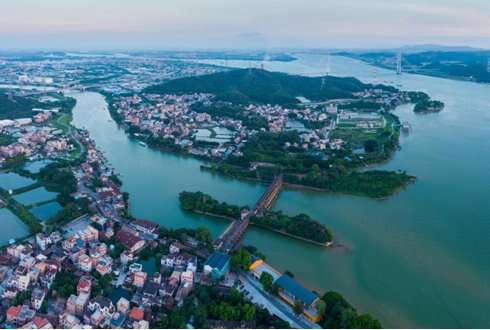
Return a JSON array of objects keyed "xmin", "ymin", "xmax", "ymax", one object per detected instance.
[{"xmin": 214, "ymin": 175, "xmax": 283, "ymax": 252}]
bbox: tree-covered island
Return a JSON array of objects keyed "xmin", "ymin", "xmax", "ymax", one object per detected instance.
[
  {"xmin": 105, "ymin": 68, "xmax": 435, "ymax": 198},
  {"xmin": 179, "ymin": 191, "xmax": 333, "ymax": 245}
]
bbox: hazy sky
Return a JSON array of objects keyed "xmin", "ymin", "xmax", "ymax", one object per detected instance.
[{"xmin": 1, "ymin": 0, "xmax": 490, "ymax": 50}]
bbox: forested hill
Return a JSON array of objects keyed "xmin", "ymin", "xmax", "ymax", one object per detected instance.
[
  {"xmin": 144, "ymin": 68, "xmax": 395, "ymax": 105},
  {"xmin": 0, "ymin": 90, "xmax": 39, "ymax": 119},
  {"xmin": 0, "ymin": 90, "xmax": 76, "ymax": 120}
]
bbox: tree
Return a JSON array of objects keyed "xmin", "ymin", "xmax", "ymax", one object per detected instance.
[
  {"xmin": 11, "ymin": 289, "xmax": 32, "ymax": 306},
  {"xmin": 259, "ymin": 272, "xmax": 274, "ymax": 292},
  {"xmin": 242, "ymin": 303, "xmax": 256, "ymax": 321},
  {"xmin": 320, "ymin": 291, "xmax": 382, "ymax": 329},
  {"xmin": 355, "ymin": 314, "xmax": 382, "ymax": 329},
  {"xmin": 364, "ymin": 139, "xmax": 380, "ymax": 153},
  {"xmin": 51, "ymin": 270, "xmax": 77, "ymax": 298},
  {"xmin": 196, "ymin": 227, "xmax": 213, "ymax": 249},
  {"xmin": 231, "ymin": 248, "xmax": 252, "ymax": 271},
  {"xmin": 92, "ymin": 272, "xmax": 113, "ymax": 297},
  {"xmin": 316, "ymin": 299, "xmax": 326, "ymax": 316}
]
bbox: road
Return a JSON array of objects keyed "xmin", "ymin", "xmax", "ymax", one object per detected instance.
[{"xmin": 238, "ymin": 272, "xmax": 320, "ymax": 329}]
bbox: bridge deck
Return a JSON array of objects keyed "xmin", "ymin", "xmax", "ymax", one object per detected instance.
[{"xmin": 214, "ymin": 175, "xmax": 283, "ymax": 252}]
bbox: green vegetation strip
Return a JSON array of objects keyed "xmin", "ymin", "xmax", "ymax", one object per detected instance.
[{"xmin": 12, "ymin": 182, "xmax": 43, "ymax": 195}]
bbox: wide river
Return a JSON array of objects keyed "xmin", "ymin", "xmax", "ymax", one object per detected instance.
[{"xmin": 70, "ymin": 54, "xmax": 490, "ymax": 328}]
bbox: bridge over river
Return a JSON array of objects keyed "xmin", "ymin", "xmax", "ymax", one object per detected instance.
[{"xmin": 214, "ymin": 175, "xmax": 283, "ymax": 252}]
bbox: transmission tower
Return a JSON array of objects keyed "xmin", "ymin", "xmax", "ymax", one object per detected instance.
[
  {"xmin": 396, "ymin": 52, "xmax": 402, "ymax": 75},
  {"xmin": 321, "ymin": 54, "xmax": 331, "ymax": 89}
]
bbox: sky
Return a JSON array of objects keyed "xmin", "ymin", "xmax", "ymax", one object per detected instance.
[{"xmin": 1, "ymin": 0, "xmax": 490, "ymax": 50}]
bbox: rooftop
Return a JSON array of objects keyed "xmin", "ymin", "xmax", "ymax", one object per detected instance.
[
  {"xmin": 275, "ymin": 275, "xmax": 318, "ymax": 307},
  {"xmin": 205, "ymin": 251, "xmax": 230, "ymax": 270}
]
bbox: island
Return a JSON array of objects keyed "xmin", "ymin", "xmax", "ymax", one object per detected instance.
[{"xmin": 179, "ymin": 191, "xmax": 333, "ymax": 245}]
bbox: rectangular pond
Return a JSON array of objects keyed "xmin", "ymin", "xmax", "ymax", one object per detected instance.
[
  {"xmin": 0, "ymin": 172, "xmax": 35, "ymax": 190},
  {"xmin": 30, "ymin": 202, "xmax": 63, "ymax": 221},
  {"xmin": 24, "ymin": 160, "xmax": 52, "ymax": 174},
  {"xmin": 13, "ymin": 187, "xmax": 58, "ymax": 206},
  {"xmin": 0, "ymin": 208, "xmax": 29, "ymax": 246}
]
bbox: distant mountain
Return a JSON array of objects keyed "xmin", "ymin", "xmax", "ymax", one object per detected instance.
[
  {"xmin": 332, "ymin": 44, "xmax": 485, "ymax": 55},
  {"xmin": 144, "ymin": 68, "xmax": 393, "ymax": 105},
  {"xmin": 396, "ymin": 44, "xmax": 484, "ymax": 53}
]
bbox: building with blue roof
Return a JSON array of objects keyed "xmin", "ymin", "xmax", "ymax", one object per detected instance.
[
  {"xmin": 204, "ymin": 251, "xmax": 230, "ymax": 280},
  {"xmin": 275, "ymin": 274, "xmax": 318, "ymax": 308}
]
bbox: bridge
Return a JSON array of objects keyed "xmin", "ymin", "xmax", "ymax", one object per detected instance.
[{"xmin": 214, "ymin": 175, "xmax": 283, "ymax": 252}]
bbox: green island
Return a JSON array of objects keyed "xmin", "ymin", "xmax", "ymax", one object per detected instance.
[
  {"xmin": 413, "ymin": 99, "xmax": 445, "ymax": 113},
  {"xmin": 179, "ymin": 191, "xmax": 333, "ymax": 245}
]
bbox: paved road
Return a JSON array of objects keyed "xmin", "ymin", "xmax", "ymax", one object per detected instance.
[{"xmin": 238, "ymin": 272, "xmax": 319, "ymax": 329}]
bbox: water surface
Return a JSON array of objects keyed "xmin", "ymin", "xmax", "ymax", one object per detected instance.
[
  {"xmin": 0, "ymin": 208, "xmax": 29, "ymax": 245},
  {"xmin": 0, "ymin": 172, "xmax": 35, "ymax": 190},
  {"xmin": 30, "ymin": 201, "xmax": 63, "ymax": 221},
  {"xmin": 14, "ymin": 187, "xmax": 57, "ymax": 205},
  {"xmin": 70, "ymin": 55, "xmax": 490, "ymax": 328}
]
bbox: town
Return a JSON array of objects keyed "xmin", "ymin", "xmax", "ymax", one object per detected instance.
[
  {"xmin": 110, "ymin": 87, "xmax": 410, "ymax": 162},
  {"xmin": 0, "ymin": 96, "xmax": 334, "ymax": 328}
]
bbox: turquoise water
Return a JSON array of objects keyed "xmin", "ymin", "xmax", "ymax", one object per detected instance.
[
  {"xmin": 0, "ymin": 208, "xmax": 29, "ymax": 245},
  {"xmin": 24, "ymin": 160, "xmax": 52, "ymax": 174},
  {"xmin": 30, "ymin": 201, "xmax": 63, "ymax": 221},
  {"xmin": 141, "ymin": 257, "xmax": 157, "ymax": 275},
  {"xmin": 70, "ymin": 55, "xmax": 490, "ymax": 328},
  {"xmin": 0, "ymin": 172, "xmax": 35, "ymax": 190},
  {"xmin": 13, "ymin": 187, "xmax": 58, "ymax": 205}
]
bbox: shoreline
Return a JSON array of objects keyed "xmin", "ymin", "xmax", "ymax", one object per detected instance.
[{"xmin": 200, "ymin": 165, "xmax": 415, "ymax": 200}]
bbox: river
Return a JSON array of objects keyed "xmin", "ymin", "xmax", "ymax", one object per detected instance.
[{"xmin": 70, "ymin": 54, "xmax": 490, "ymax": 328}]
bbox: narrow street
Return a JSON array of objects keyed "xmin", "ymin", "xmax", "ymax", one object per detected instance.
[{"xmin": 238, "ymin": 272, "xmax": 320, "ymax": 329}]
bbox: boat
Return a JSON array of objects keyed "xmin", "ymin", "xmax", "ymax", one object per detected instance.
[
  {"xmin": 402, "ymin": 121, "xmax": 412, "ymax": 133},
  {"xmin": 138, "ymin": 141, "xmax": 148, "ymax": 147}
]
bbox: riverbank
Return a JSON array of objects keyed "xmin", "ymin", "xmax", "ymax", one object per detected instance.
[{"xmin": 201, "ymin": 163, "xmax": 415, "ymax": 199}]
